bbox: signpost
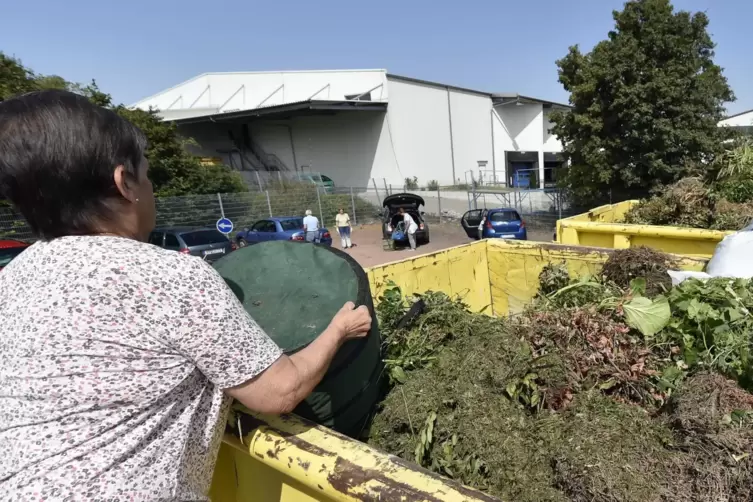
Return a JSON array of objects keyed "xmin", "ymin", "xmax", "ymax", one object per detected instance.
[{"xmin": 216, "ymin": 217, "xmax": 234, "ymax": 235}]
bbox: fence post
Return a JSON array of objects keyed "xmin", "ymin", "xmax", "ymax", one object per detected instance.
[
  {"xmin": 383, "ymin": 178, "xmax": 389, "ymax": 196},
  {"xmin": 254, "ymin": 171, "xmax": 263, "ymax": 193},
  {"xmin": 316, "ymin": 186, "xmax": 324, "ymax": 223},
  {"xmin": 217, "ymin": 193, "xmax": 225, "ymax": 218},
  {"xmin": 372, "ymin": 178, "xmax": 381, "ymax": 206},
  {"xmin": 437, "ymin": 186, "xmax": 442, "ymax": 224},
  {"xmin": 265, "ymin": 190, "xmax": 273, "ymax": 217},
  {"xmin": 350, "ymin": 186, "xmax": 357, "ymax": 225}
]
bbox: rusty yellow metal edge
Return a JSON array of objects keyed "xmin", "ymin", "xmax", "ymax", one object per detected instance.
[
  {"xmin": 560, "ymin": 218, "xmax": 731, "ymax": 240},
  {"xmin": 227, "ymin": 413, "xmax": 500, "ymax": 502}
]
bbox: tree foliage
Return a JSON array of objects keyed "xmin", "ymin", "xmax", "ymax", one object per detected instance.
[
  {"xmin": 550, "ymin": 0, "xmax": 735, "ymax": 205},
  {"xmin": 0, "ymin": 53, "xmax": 246, "ymax": 197}
]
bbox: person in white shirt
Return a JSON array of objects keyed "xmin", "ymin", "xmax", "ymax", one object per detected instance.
[
  {"xmin": 335, "ymin": 208, "xmax": 352, "ymax": 249},
  {"xmin": 303, "ymin": 209, "xmax": 320, "ymax": 243},
  {"xmin": 398, "ymin": 207, "xmax": 418, "ymax": 251}
]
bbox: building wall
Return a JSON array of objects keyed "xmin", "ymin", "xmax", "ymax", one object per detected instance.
[
  {"xmin": 177, "ymin": 113, "xmax": 390, "ymax": 189},
  {"xmin": 448, "ymin": 90, "xmax": 494, "ymax": 184},
  {"xmin": 384, "ymin": 79, "xmax": 455, "ymax": 185},
  {"xmin": 543, "ymin": 110, "xmax": 562, "ymax": 152},
  {"xmin": 152, "ymin": 71, "xmax": 568, "ymax": 189},
  {"xmin": 286, "ymin": 112, "xmax": 391, "ymax": 187},
  {"xmin": 495, "ymin": 103, "xmax": 544, "ymax": 152},
  {"xmin": 719, "ymin": 110, "xmax": 753, "ymax": 128}
]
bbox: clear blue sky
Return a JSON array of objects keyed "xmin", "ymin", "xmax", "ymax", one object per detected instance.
[{"xmin": 1, "ymin": 0, "xmax": 751, "ymax": 114}]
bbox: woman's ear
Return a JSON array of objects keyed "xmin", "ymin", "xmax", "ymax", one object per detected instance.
[{"xmin": 113, "ymin": 165, "xmax": 138, "ymax": 204}]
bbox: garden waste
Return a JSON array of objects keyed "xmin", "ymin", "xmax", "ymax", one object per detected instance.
[{"xmin": 367, "ymin": 247, "xmax": 753, "ymax": 502}]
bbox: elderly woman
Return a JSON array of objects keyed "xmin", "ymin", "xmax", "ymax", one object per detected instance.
[
  {"xmin": 0, "ymin": 90, "xmax": 371, "ymax": 501},
  {"xmin": 335, "ymin": 208, "xmax": 352, "ymax": 249}
]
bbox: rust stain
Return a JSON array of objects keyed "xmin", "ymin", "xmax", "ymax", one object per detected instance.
[
  {"xmin": 297, "ymin": 458, "xmax": 311, "ymax": 471},
  {"xmin": 388, "ymin": 456, "xmax": 500, "ymax": 502},
  {"xmin": 327, "ymin": 456, "xmax": 447, "ymax": 502},
  {"xmin": 271, "ymin": 429, "xmax": 337, "ymax": 458}
]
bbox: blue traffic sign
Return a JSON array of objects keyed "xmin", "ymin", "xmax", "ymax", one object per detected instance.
[{"xmin": 216, "ymin": 217, "xmax": 234, "ymax": 234}]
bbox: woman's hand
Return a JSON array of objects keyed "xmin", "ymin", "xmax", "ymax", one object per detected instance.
[{"xmin": 329, "ymin": 301, "xmax": 372, "ymax": 341}]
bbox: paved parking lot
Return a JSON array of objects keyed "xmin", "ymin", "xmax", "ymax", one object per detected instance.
[{"xmin": 336, "ymin": 221, "xmax": 552, "ymax": 268}]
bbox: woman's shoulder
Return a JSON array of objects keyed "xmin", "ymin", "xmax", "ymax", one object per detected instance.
[{"xmin": 29, "ymin": 235, "xmax": 214, "ymax": 277}]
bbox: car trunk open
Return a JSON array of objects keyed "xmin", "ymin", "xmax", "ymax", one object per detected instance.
[{"xmin": 382, "ymin": 193, "xmax": 425, "ymax": 209}]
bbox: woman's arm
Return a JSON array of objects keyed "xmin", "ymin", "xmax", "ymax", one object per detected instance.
[
  {"xmin": 161, "ymin": 259, "xmax": 371, "ymax": 415},
  {"xmin": 225, "ymin": 302, "xmax": 371, "ymax": 414}
]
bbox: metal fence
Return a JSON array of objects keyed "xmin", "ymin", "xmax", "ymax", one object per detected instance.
[{"xmin": 0, "ymin": 183, "xmax": 573, "ymax": 241}]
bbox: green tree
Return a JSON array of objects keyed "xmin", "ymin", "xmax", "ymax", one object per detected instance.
[
  {"xmin": 0, "ymin": 54, "xmax": 37, "ymax": 100},
  {"xmin": 0, "ymin": 56, "xmax": 246, "ymax": 197},
  {"xmin": 78, "ymin": 81, "xmax": 246, "ymax": 196},
  {"xmin": 550, "ymin": 0, "xmax": 735, "ymax": 205}
]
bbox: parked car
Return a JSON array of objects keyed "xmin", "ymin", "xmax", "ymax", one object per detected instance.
[
  {"xmin": 298, "ymin": 173, "xmax": 335, "ymax": 193},
  {"xmin": 148, "ymin": 227, "xmax": 236, "ymax": 262},
  {"xmin": 382, "ymin": 193, "xmax": 430, "ymax": 244},
  {"xmin": 461, "ymin": 208, "xmax": 527, "ymax": 241},
  {"xmin": 235, "ymin": 217, "xmax": 333, "ymax": 247},
  {"xmin": 0, "ymin": 239, "xmax": 31, "ymax": 270}
]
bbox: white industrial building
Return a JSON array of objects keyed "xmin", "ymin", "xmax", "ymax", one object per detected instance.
[
  {"xmin": 719, "ymin": 109, "xmax": 753, "ymax": 135},
  {"xmin": 133, "ymin": 69, "xmax": 570, "ymax": 190}
]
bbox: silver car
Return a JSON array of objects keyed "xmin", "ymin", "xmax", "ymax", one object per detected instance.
[{"xmin": 148, "ymin": 227, "xmax": 236, "ymax": 262}]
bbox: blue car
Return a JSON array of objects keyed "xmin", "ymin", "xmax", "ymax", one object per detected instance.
[
  {"xmin": 235, "ymin": 217, "xmax": 333, "ymax": 247},
  {"xmin": 461, "ymin": 208, "xmax": 527, "ymax": 240}
]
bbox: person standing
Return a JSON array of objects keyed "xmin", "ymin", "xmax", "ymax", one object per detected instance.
[
  {"xmin": 303, "ymin": 209, "xmax": 320, "ymax": 243},
  {"xmin": 335, "ymin": 208, "xmax": 352, "ymax": 249},
  {"xmin": 398, "ymin": 207, "xmax": 418, "ymax": 251}
]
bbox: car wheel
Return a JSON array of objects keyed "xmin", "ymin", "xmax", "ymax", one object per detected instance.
[{"xmin": 237, "ymin": 239, "xmax": 248, "ymax": 248}]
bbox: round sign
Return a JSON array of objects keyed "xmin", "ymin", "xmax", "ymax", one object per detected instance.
[{"xmin": 216, "ymin": 217, "xmax": 234, "ymax": 234}]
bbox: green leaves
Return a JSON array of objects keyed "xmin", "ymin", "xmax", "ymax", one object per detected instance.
[
  {"xmin": 623, "ymin": 296, "xmax": 671, "ymax": 337},
  {"xmin": 0, "ymin": 53, "xmax": 247, "ymax": 198},
  {"xmin": 661, "ymin": 278, "xmax": 753, "ymax": 389},
  {"xmin": 550, "ymin": 0, "xmax": 734, "ymax": 205},
  {"xmin": 414, "ymin": 411, "xmax": 437, "ymax": 466}
]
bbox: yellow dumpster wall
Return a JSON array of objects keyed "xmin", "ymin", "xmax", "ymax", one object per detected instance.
[
  {"xmin": 367, "ymin": 241, "xmax": 493, "ymax": 315},
  {"xmin": 557, "ymin": 200, "xmax": 732, "ymax": 258},
  {"xmin": 484, "ymin": 239, "xmax": 707, "ymax": 316},
  {"xmin": 210, "ymin": 240, "xmax": 708, "ymax": 501}
]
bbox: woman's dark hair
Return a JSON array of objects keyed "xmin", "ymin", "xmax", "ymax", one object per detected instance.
[{"xmin": 0, "ymin": 90, "xmax": 147, "ymax": 239}]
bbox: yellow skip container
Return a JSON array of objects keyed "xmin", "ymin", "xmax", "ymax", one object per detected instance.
[
  {"xmin": 556, "ymin": 200, "xmax": 732, "ymax": 258},
  {"xmin": 209, "ymin": 239, "xmax": 707, "ymax": 501}
]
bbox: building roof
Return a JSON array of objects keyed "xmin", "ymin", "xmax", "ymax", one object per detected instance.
[
  {"xmin": 134, "ymin": 70, "xmax": 570, "ymax": 117},
  {"xmin": 386, "ymin": 73, "xmax": 571, "ymax": 108},
  {"xmin": 723, "ymin": 108, "xmax": 753, "ymax": 121},
  {"xmin": 168, "ymin": 99, "xmax": 388, "ymax": 125}
]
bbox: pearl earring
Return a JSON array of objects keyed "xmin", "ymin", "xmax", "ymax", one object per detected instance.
[{"xmin": 136, "ymin": 198, "xmax": 140, "ymax": 203}]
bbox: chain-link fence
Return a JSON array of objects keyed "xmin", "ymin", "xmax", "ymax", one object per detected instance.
[{"xmin": 0, "ymin": 183, "xmax": 573, "ymax": 241}]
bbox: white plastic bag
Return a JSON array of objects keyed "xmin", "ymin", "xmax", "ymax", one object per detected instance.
[
  {"xmin": 705, "ymin": 232, "xmax": 753, "ymax": 278},
  {"xmin": 667, "ymin": 230, "xmax": 753, "ymax": 285},
  {"xmin": 667, "ymin": 270, "xmax": 712, "ymax": 286}
]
